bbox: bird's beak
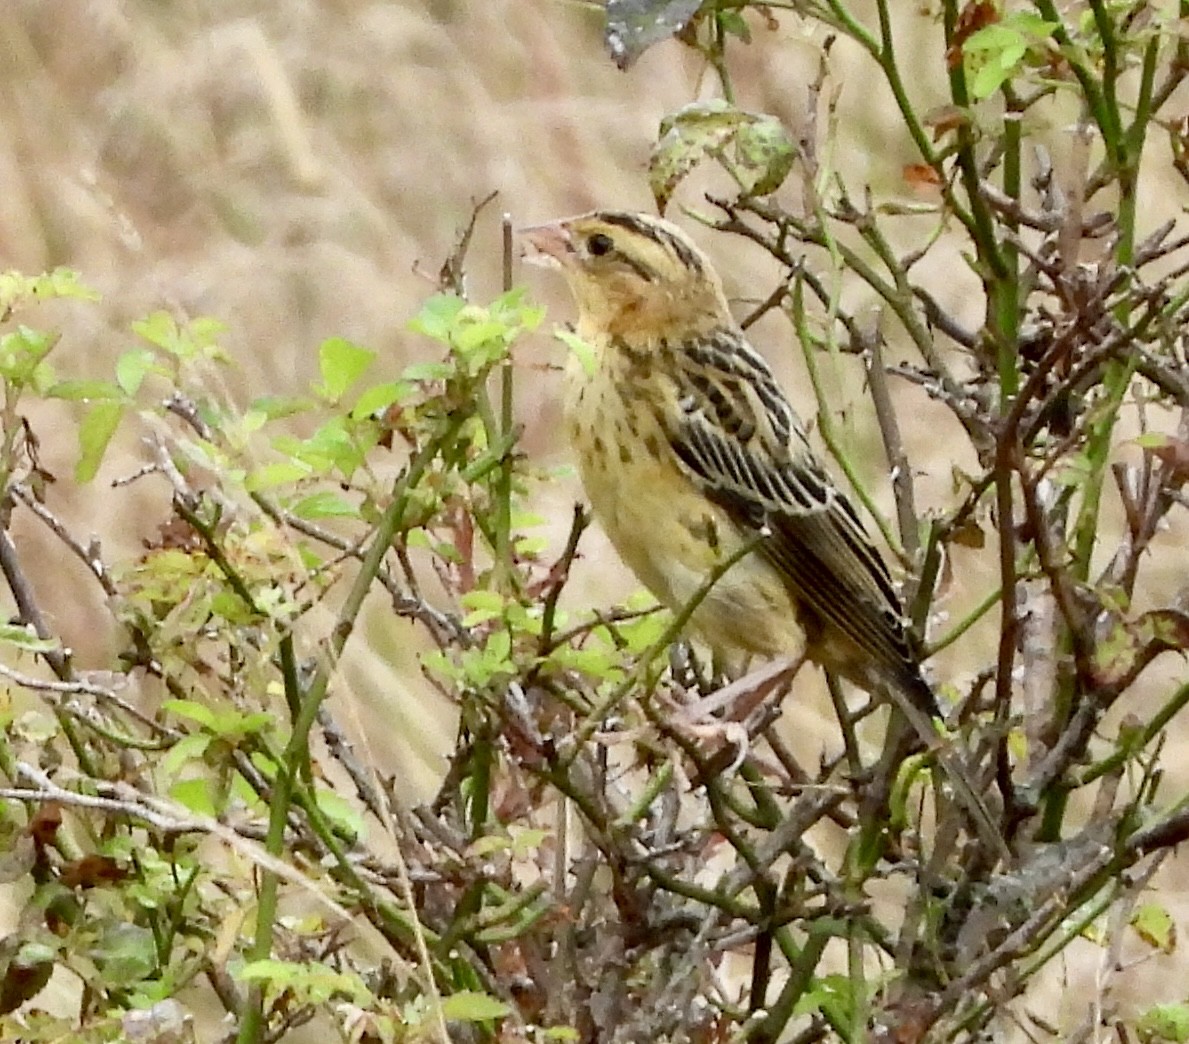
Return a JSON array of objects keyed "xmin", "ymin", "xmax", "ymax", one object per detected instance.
[{"xmin": 519, "ymin": 221, "xmax": 573, "ymax": 269}]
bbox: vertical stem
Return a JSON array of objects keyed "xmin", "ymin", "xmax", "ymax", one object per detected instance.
[{"xmin": 492, "ymin": 214, "xmax": 517, "ymax": 594}]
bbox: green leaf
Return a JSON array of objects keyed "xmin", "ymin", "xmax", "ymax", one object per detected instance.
[
  {"xmin": 115, "ymin": 348, "xmax": 160, "ymax": 396},
  {"xmin": 650, "ymin": 100, "xmax": 795, "ymax": 212},
  {"xmin": 1139, "ymin": 1003, "xmax": 1189, "ymax": 1042},
  {"xmin": 1132, "ymin": 903, "xmax": 1176, "ymax": 953},
  {"xmin": 0, "ymin": 624, "xmax": 62, "ymax": 654},
  {"xmin": 161, "ymin": 732, "xmax": 212, "ymax": 775},
  {"xmin": 351, "ymin": 380, "xmax": 415, "ymax": 419},
  {"xmin": 469, "ymin": 834, "xmax": 511, "ymax": 857},
  {"xmin": 291, "ymin": 491, "xmax": 359, "ymax": 519},
  {"xmin": 460, "ymin": 589, "xmax": 507, "ymax": 626},
  {"xmin": 75, "ymin": 401, "xmax": 125, "ymax": 483},
  {"xmin": 408, "ymin": 294, "xmax": 466, "ymax": 342},
  {"xmin": 317, "ymin": 337, "xmax": 375, "ymax": 401},
  {"xmin": 963, "ymin": 15, "xmax": 1058, "ymax": 99},
  {"xmin": 162, "ymin": 699, "xmax": 217, "ymax": 730},
  {"xmin": 169, "ymin": 778, "xmax": 216, "ymax": 816},
  {"xmin": 439, "ymin": 990, "xmax": 510, "ymax": 1022},
  {"xmin": 247, "ymin": 394, "xmax": 313, "ymax": 420},
  {"xmin": 90, "ymin": 923, "xmax": 156, "ymax": 985},
  {"xmin": 245, "ymin": 460, "xmax": 314, "ymax": 491},
  {"xmin": 239, "ymin": 959, "xmax": 373, "ymax": 1006},
  {"xmin": 315, "ymin": 787, "xmax": 365, "ymax": 840},
  {"xmin": 792, "ymin": 973, "xmax": 855, "ymax": 1024},
  {"xmin": 554, "ymin": 328, "xmax": 598, "ymax": 377},
  {"xmin": 31, "ymin": 268, "xmax": 101, "ymax": 302},
  {"xmin": 46, "ymin": 379, "xmax": 125, "ymax": 402},
  {"xmin": 0, "ymin": 326, "xmax": 58, "ymax": 385}
]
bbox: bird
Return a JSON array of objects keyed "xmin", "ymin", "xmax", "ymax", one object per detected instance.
[
  {"xmin": 520, "ymin": 209, "xmax": 936, "ymax": 718},
  {"xmin": 521, "ymin": 210, "xmax": 1006, "ymax": 857}
]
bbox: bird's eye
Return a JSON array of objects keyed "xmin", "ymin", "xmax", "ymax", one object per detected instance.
[{"xmin": 586, "ymin": 233, "xmax": 614, "ymax": 257}]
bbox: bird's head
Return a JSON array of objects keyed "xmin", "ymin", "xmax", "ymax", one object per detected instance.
[{"xmin": 521, "ymin": 211, "xmax": 732, "ymax": 340}]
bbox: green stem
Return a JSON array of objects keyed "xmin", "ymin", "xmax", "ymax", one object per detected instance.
[{"xmin": 235, "ymin": 414, "xmax": 465, "ymax": 1044}]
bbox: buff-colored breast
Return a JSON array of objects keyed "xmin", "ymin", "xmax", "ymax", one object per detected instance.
[{"xmin": 562, "ymin": 345, "xmax": 804, "ymax": 665}]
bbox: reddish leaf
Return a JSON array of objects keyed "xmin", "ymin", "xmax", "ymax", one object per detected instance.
[
  {"xmin": 59, "ymin": 853, "xmax": 128, "ymax": 889},
  {"xmin": 903, "ymin": 164, "xmax": 943, "ymax": 193},
  {"xmin": 923, "ymin": 105, "xmax": 971, "ymax": 140},
  {"xmin": 27, "ymin": 801, "xmax": 62, "ymax": 850},
  {"xmin": 0, "ymin": 943, "xmax": 55, "ymax": 1015},
  {"xmin": 1146, "ymin": 435, "xmax": 1189, "ymax": 484}
]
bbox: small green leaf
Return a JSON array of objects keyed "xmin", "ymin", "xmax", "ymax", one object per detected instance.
[
  {"xmin": 316, "ymin": 787, "xmax": 365, "ymax": 840},
  {"xmin": 317, "ymin": 337, "xmax": 375, "ymax": 401},
  {"xmin": 554, "ymin": 328, "xmax": 598, "ymax": 377},
  {"xmin": 162, "ymin": 699, "xmax": 217, "ymax": 729},
  {"xmin": 650, "ymin": 100, "xmax": 795, "ymax": 212},
  {"xmin": 291, "ymin": 491, "xmax": 359, "ymax": 519},
  {"xmin": 46, "ymin": 380, "xmax": 125, "ymax": 402},
  {"xmin": 0, "ymin": 624, "xmax": 62, "ymax": 654},
  {"xmin": 460, "ymin": 589, "xmax": 507, "ymax": 625},
  {"xmin": 32, "ymin": 269, "xmax": 101, "ymax": 301},
  {"xmin": 351, "ymin": 380, "xmax": 415, "ymax": 419},
  {"xmin": 161, "ymin": 732, "xmax": 212, "ymax": 775},
  {"xmin": 248, "ymin": 394, "xmax": 312, "ymax": 420},
  {"xmin": 439, "ymin": 990, "xmax": 510, "ymax": 1022},
  {"xmin": 75, "ymin": 401, "xmax": 125, "ymax": 482},
  {"xmin": 408, "ymin": 294, "xmax": 466, "ymax": 342},
  {"xmin": 245, "ymin": 460, "xmax": 314, "ymax": 491},
  {"xmin": 115, "ymin": 348, "xmax": 160, "ymax": 396},
  {"xmin": 1139, "ymin": 1003, "xmax": 1189, "ymax": 1042},
  {"xmin": 469, "ymin": 834, "xmax": 511, "ymax": 857},
  {"xmin": 1132, "ymin": 903, "xmax": 1176, "ymax": 953},
  {"xmin": 0, "ymin": 326, "xmax": 58, "ymax": 385},
  {"xmin": 169, "ymin": 778, "xmax": 216, "ymax": 816}
]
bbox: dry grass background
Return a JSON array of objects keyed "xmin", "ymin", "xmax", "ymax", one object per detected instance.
[{"xmin": 2, "ymin": 0, "xmax": 1189, "ymax": 1038}]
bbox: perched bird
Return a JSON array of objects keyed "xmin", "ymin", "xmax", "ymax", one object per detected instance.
[
  {"xmin": 521, "ymin": 210, "xmax": 936, "ymax": 718},
  {"xmin": 522, "ymin": 210, "xmax": 1007, "ymax": 857}
]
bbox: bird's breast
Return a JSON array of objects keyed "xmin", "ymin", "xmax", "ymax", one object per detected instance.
[{"xmin": 563, "ymin": 349, "xmax": 802, "ymax": 662}]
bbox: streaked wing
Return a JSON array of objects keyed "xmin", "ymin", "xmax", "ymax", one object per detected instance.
[{"xmin": 662, "ymin": 328, "xmax": 919, "ymax": 683}]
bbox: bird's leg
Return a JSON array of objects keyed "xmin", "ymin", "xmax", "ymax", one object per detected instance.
[
  {"xmin": 672, "ymin": 653, "xmax": 804, "ymax": 724},
  {"xmin": 663, "ymin": 654, "xmax": 804, "ymax": 783}
]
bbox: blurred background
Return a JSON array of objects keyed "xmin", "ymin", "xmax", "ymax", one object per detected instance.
[{"xmin": 3, "ymin": 0, "xmax": 1188, "ymax": 1035}]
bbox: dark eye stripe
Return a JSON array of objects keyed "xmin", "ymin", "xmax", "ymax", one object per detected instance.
[{"xmin": 595, "ymin": 212, "xmax": 705, "ymax": 275}]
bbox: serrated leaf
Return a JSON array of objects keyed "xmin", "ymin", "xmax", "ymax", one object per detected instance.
[{"xmin": 605, "ymin": 0, "xmax": 703, "ymax": 69}]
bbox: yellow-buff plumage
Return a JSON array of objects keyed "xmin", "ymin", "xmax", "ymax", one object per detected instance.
[{"xmin": 522, "ymin": 210, "xmax": 937, "ymax": 718}]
